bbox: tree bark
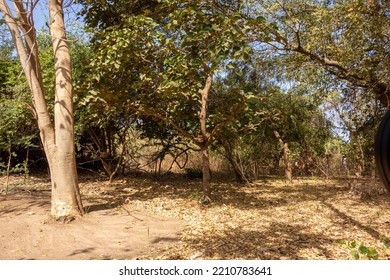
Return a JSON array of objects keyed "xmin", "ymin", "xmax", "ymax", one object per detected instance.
[
  {"xmin": 274, "ymin": 131, "xmax": 292, "ymax": 181},
  {"xmin": 49, "ymin": 0, "xmax": 84, "ymax": 217},
  {"xmin": 355, "ymin": 134, "xmax": 365, "ymax": 177},
  {"xmin": 198, "ymin": 74, "xmax": 212, "ymax": 201},
  {"xmin": 201, "ymin": 144, "xmax": 211, "ymax": 202},
  {"xmin": 0, "ymin": 0, "xmax": 84, "ymax": 218},
  {"xmin": 283, "ymin": 142, "xmax": 292, "ymax": 181}
]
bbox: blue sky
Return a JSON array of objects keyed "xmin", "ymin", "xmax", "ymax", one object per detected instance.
[
  {"xmin": 34, "ymin": 1, "xmax": 84, "ymax": 31},
  {"xmin": 1, "ymin": 1, "xmax": 83, "ymax": 31}
]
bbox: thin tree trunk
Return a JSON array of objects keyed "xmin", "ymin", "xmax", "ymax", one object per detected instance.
[
  {"xmin": 201, "ymin": 144, "xmax": 211, "ymax": 202},
  {"xmin": 5, "ymin": 147, "xmax": 12, "ymax": 194},
  {"xmin": 24, "ymin": 148, "xmax": 29, "ymax": 183},
  {"xmin": 274, "ymin": 131, "xmax": 292, "ymax": 181},
  {"xmin": 108, "ymin": 144, "xmax": 126, "ymax": 184},
  {"xmin": 283, "ymin": 142, "xmax": 292, "ymax": 181},
  {"xmin": 198, "ymin": 74, "xmax": 212, "ymax": 201},
  {"xmin": 356, "ymin": 135, "xmax": 365, "ymax": 177}
]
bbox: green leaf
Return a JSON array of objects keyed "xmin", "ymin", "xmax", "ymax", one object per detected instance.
[
  {"xmin": 366, "ymin": 248, "xmax": 379, "ymax": 260},
  {"xmin": 358, "ymin": 244, "xmax": 369, "ymax": 254},
  {"xmin": 270, "ymin": 21, "xmax": 279, "ymax": 30},
  {"xmin": 348, "ymin": 241, "xmax": 357, "ymax": 249},
  {"xmin": 350, "ymin": 250, "xmax": 360, "ymax": 260},
  {"xmin": 256, "ymin": 16, "xmax": 266, "ymax": 22}
]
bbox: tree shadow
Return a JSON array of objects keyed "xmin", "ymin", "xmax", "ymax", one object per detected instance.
[
  {"xmin": 150, "ymin": 237, "xmax": 180, "ymax": 244},
  {"xmin": 84, "ymin": 176, "xmax": 358, "ymax": 214},
  {"xmin": 68, "ymin": 247, "xmax": 96, "ymax": 257},
  {"xmin": 0, "ymin": 194, "xmax": 49, "ymax": 216},
  {"xmin": 182, "ymin": 222, "xmax": 335, "ymax": 259},
  {"xmin": 322, "ymin": 201, "xmax": 383, "ymax": 241}
]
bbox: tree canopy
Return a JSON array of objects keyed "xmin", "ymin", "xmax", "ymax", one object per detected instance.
[{"xmin": 1, "ymin": 0, "xmax": 388, "ymax": 200}]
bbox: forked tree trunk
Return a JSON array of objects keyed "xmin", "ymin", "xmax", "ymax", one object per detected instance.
[{"xmin": 0, "ymin": 0, "xmax": 84, "ymax": 218}]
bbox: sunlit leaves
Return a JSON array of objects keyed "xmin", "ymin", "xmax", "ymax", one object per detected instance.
[
  {"xmin": 251, "ymin": 0, "xmax": 390, "ymax": 100},
  {"xmin": 86, "ymin": 0, "xmax": 251, "ymax": 144},
  {"xmin": 0, "ymin": 98, "xmax": 37, "ymax": 152}
]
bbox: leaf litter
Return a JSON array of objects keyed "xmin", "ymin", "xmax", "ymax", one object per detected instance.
[
  {"xmin": 94, "ymin": 175, "xmax": 390, "ymax": 260},
  {"xmin": 1, "ymin": 174, "xmax": 390, "ymax": 260}
]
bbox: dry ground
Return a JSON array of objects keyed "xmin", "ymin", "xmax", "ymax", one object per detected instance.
[{"xmin": 1, "ymin": 173, "xmax": 390, "ymax": 260}]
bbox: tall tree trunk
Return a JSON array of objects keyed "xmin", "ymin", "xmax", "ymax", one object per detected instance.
[
  {"xmin": 48, "ymin": 0, "xmax": 84, "ymax": 217},
  {"xmin": 198, "ymin": 74, "xmax": 212, "ymax": 201},
  {"xmin": 0, "ymin": 0, "xmax": 84, "ymax": 218}
]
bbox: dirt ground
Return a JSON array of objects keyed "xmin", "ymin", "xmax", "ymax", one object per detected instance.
[
  {"xmin": 0, "ymin": 175, "xmax": 181, "ymax": 260},
  {"xmin": 1, "ymin": 173, "xmax": 390, "ymax": 260}
]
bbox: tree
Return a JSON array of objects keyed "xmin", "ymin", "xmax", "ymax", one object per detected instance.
[
  {"xmin": 324, "ymin": 87, "xmax": 384, "ymax": 177},
  {"xmin": 0, "ymin": 0, "xmax": 84, "ymax": 218},
  {"xmin": 75, "ymin": 95, "xmax": 132, "ymax": 182},
  {"xmin": 248, "ymin": 0, "xmax": 390, "ymax": 106},
  {"xmin": 76, "ymin": 0, "xmax": 164, "ymax": 30},
  {"xmin": 217, "ymin": 84, "xmax": 334, "ymax": 181},
  {"xmin": 84, "ymin": 0, "xmax": 250, "ymax": 201},
  {"xmin": 242, "ymin": 0, "xmax": 388, "ymax": 181}
]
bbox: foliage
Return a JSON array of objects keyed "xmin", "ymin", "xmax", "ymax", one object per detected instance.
[
  {"xmin": 0, "ymin": 98, "xmax": 36, "ymax": 151},
  {"xmin": 214, "ymin": 62, "xmax": 334, "ymax": 181},
  {"xmin": 81, "ymin": 0, "xmax": 255, "ymax": 195},
  {"xmin": 243, "ymin": 0, "xmax": 390, "ymax": 177},
  {"xmin": 249, "ymin": 0, "xmax": 390, "ymax": 104},
  {"xmin": 0, "ymin": 162, "xmax": 28, "ymax": 175},
  {"xmin": 1, "ymin": 0, "xmax": 389, "ymax": 184},
  {"xmin": 86, "ymin": 0, "xmax": 250, "ymax": 140},
  {"xmin": 0, "ymin": 25, "xmax": 14, "ymax": 94},
  {"xmin": 0, "ymin": 97, "xmax": 37, "ymax": 177},
  {"xmin": 338, "ymin": 240, "xmax": 380, "ymax": 260},
  {"xmin": 0, "ymin": 25, "xmax": 92, "ymax": 170},
  {"xmin": 76, "ymin": 0, "xmax": 164, "ymax": 30}
]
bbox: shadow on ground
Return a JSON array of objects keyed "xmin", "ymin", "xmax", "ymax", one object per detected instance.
[{"xmin": 1, "ymin": 174, "xmax": 389, "ymax": 259}]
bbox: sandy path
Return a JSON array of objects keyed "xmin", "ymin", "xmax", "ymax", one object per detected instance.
[{"xmin": 0, "ymin": 193, "xmax": 181, "ymax": 260}]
